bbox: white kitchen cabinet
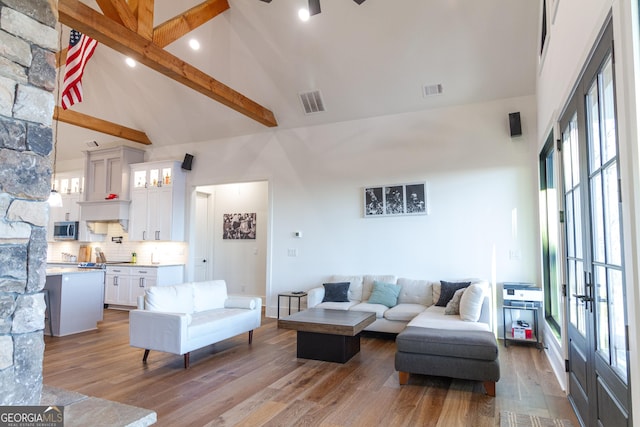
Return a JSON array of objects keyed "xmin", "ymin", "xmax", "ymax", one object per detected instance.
[
  {"xmin": 129, "ymin": 161, "xmax": 186, "ymax": 241},
  {"xmin": 83, "ymin": 146, "xmax": 145, "ymax": 202},
  {"xmin": 104, "ymin": 266, "xmax": 132, "ymax": 306},
  {"xmin": 104, "ymin": 264, "xmax": 184, "ymax": 307},
  {"xmin": 129, "ymin": 268, "xmax": 157, "ymax": 304},
  {"xmin": 47, "ymin": 171, "xmax": 83, "ymax": 241}
]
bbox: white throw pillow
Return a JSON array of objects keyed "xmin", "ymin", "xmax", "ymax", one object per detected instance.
[
  {"xmin": 146, "ymin": 283, "xmax": 194, "ymax": 313},
  {"xmin": 459, "ymin": 283, "xmax": 486, "ymax": 321},
  {"xmin": 224, "ymin": 297, "xmax": 256, "ymax": 310},
  {"xmin": 193, "ymin": 280, "xmax": 228, "ymax": 312}
]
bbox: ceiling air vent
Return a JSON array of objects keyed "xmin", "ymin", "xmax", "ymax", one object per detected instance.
[
  {"xmin": 423, "ymin": 83, "xmax": 443, "ymax": 98},
  {"xmin": 299, "ymin": 90, "xmax": 326, "ymax": 114}
]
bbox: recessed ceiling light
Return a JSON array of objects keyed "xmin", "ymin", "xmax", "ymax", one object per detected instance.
[
  {"xmin": 298, "ymin": 8, "xmax": 310, "ymax": 21},
  {"xmin": 125, "ymin": 57, "xmax": 136, "ymax": 67},
  {"xmin": 189, "ymin": 39, "xmax": 200, "ymax": 50}
]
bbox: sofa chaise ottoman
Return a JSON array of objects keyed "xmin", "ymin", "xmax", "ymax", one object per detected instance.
[{"xmin": 395, "ymin": 326, "xmax": 500, "ymax": 396}]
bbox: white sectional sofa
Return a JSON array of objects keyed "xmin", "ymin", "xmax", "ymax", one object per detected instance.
[
  {"xmin": 306, "ymin": 274, "xmax": 500, "ymax": 395},
  {"xmin": 306, "ymin": 275, "xmax": 492, "ymax": 333},
  {"xmin": 129, "ymin": 280, "xmax": 262, "ymax": 368}
]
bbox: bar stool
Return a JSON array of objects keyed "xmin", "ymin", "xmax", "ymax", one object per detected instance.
[{"xmin": 42, "ymin": 289, "xmax": 53, "ymax": 336}]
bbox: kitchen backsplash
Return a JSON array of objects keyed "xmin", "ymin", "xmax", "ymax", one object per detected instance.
[{"xmin": 47, "ymin": 222, "xmax": 188, "ymax": 265}]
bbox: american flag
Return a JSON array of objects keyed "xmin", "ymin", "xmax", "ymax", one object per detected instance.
[{"xmin": 61, "ymin": 29, "xmax": 98, "ymax": 110}]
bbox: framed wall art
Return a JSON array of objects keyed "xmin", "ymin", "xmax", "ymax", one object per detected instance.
[
  {"xmin": 223, "ymin": 213, "xmax": 257, "ymax": 239},
  {"xmin": 364, "ymin": 182, "xmax": 427, "ymax": 217}
]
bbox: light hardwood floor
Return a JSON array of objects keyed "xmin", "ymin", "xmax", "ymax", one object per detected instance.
[{"xmin": 43, "ymin": 309, "xmax": 580, "ymax": 426}]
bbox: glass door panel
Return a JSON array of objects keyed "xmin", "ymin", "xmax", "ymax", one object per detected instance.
[
  {"xmin": 134, "ymin": 170, "xmax": 147, "ymax": 188},
  {"xmin": 608, "ymin": 268, "xmax": 626, "ymax": 377},
  {"xmin": 585, "ymin": 54, "xmax": 626, "ymax": 383},
  {"xmin": 604, "ymin": 164, "xmax": 621, "ymax": 265},
  {"xmin": 563, "ymin": 114, "xmax": 586, "ymax": 337},
  {"xmin": 594, "ymin": 265, "xmax": 608, "ymax": 356}
]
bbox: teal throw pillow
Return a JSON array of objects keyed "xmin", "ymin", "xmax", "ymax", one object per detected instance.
[{"xmin": 368, "ymin": 281, "xmax": 401, "ymax": 308}]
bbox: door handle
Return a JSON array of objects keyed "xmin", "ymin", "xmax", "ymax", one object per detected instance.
[{"xmin": 572, "ymin": 293, "xmax": 593, "ymax": 302}]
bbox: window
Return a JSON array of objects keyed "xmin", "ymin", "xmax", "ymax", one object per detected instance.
[
  {"xmin": 540, "ymin": 0, "xmax": 548, "ymax": 56},
  {"xmin": 540, "ymin": 133, "xmax": 561, "ymax": 337}
]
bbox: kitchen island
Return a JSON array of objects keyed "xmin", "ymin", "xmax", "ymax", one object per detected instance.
[{"xmin": 45, "ymin": 268, "xmax": 105, "ymax": 336}]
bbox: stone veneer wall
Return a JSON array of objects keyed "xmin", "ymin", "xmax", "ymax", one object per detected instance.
[{"xmin": 0, "ymin": 0, "xmax": 57, "ymax": 405}]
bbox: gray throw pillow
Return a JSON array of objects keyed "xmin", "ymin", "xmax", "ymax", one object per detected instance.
[
  {"xmin": 435, "ymin": 280, "xmax": 471, "ymax": 306},
  {"xmin": 322, "ymin": 282, "xmax": 350, "ymax": 302}
]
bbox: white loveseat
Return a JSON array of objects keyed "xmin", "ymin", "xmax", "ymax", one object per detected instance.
[
  {"xmin": 307, "ymin": 275, "xmax": 492, "ymax": 333},
  {"xmin": 129, "ymin": 280, "xmax": 262, "ymax": 368}
]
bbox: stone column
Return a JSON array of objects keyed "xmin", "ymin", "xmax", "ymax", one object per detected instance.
[{"xmin": 0, "ymin": 0, "xmax": 58, "ymax": 405}]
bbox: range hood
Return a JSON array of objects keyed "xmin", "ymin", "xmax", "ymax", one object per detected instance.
[{"xmin": 78, "ymin": 200, "xmax": 130, "ymax": 231}]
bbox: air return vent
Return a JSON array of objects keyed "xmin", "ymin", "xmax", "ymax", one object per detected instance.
[
  {"xmin": 299, "ymin": 90, "xmax": 326, "ymax": 114},
  {"xmin": 423, "ymin": 83, "xmax": 443, "ymax": 98}
]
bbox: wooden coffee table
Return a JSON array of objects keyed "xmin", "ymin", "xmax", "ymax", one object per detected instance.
[{"xmin": 277, "ymin": 308, "xmax": 376, "ymax": 363}]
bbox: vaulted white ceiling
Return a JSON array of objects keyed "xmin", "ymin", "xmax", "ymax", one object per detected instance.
[{"xmin": 55, "ymin": 0, "xmax": 540, "ymax": 162}]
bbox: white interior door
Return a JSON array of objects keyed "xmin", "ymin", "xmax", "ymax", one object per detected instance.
[{"xmin": 193, "ymin": 191, "xmax": 212, "ymax": 281}]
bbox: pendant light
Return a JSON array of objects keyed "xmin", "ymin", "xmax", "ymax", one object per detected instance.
[
  {"xmin": 49, "ymin": 25, "xmax": 63, "ymax": 208},
  {"xmin": 48, "ymin": 140, "xmax": 62, "ymax": 207},
  {"xmin": 49, "ymin": 71, "xmax": 62, "ymax": 208}
]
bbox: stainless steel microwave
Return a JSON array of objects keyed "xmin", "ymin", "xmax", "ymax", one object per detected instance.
[{"xmin": 53, "ymin": 221, "xmax": 79, "ymax": 240}]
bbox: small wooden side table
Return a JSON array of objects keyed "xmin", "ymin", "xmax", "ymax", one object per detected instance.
[{"xmin": 277, "ymin": 291, "xmax": 307, "ymax": 319}]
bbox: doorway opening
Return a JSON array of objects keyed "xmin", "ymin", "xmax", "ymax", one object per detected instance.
[{"xmin": 189, "ymin": 181, "xmax": 269, "ymax": 302}]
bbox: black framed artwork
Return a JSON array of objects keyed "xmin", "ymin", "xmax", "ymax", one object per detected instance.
[
  {"xmin": 363, "ymin": 182, "xmax": 427, "ymax": 217},
  {"xmin": 223, "ymin": 213, "xmax": 257, "ymax": 239}
]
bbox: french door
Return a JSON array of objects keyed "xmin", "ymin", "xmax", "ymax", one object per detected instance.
[{"xmin": 560, "ymin": 19, "xmax": 630, "ymax": 426}]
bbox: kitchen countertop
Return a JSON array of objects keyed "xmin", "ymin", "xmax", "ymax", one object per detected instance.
[
  {"xmin": 47, "ymin": 261, "xmax": 185, "ymax": 268},
  {"xmin": 46, "ymin": 268, "xmax": 106, "ymax": 275}
]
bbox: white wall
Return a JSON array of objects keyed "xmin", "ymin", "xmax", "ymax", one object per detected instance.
[{"xmin": 146, "ymin": 94, "xmax": 539, "ymax": 317}]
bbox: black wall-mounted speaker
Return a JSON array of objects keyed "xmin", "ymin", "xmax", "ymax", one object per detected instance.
[
  {"xmin": 181, "ymin": 153, "xmax": 194, "ymax": 171},
  {"xmin": 509, "ymin": 112, "xmax": 522, "ymax": 137},
  {"xmin": 309, "ymin": 0, "xmax": 321, "ymax": 15}
]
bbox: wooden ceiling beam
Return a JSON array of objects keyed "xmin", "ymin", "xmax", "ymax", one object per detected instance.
[
  {"xmin": 59, "ymin": 0, "xmax": 277, "ymax": 128},
  {"xmin": 54, "ymin": 106, "xmax": 153, "ymax": 145},
  {"xmin": 152, "ymin": 0, "xmax": 229, "ymax": 48},
  {"xmin": 55, "ymin": 47, "xmax": 68, "ymax": 68},
  {"xmin": 136, "ymin": 0, "xmax": 154, "ymax": 41},
  {"xmin": 127, "ymin": 0, "xmax": 139, "ymax": 16},
  {"xmin": 95, "ymin": 0, "xmax": 137, "ymax": 32}
]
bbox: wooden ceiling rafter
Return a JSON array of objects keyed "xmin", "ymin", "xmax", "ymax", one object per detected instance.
[
  {"xmin": 95, "ymin": 0, "xmax": 137, "ymax": 31},
  {"xmin": 56, "ymin": 0, "xmax": 226, "ymax": 63},
  {"xmin": 134, "ymin": 0, "xmax": 154, "ymax": 40},
  {"xmin": 55, "ymin": 47, "xmax": 68, "ymax": 68},
  {"xmin": 57, "ymin": 0, "xmax": 277, "ymax": 128},
  {"xmin": 152, "ymin": 0, "xmax": 229, "ymax": 48},
  {"xmin": 54, "ymin": 106, "xmax": 152, "ymax": 145}
]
